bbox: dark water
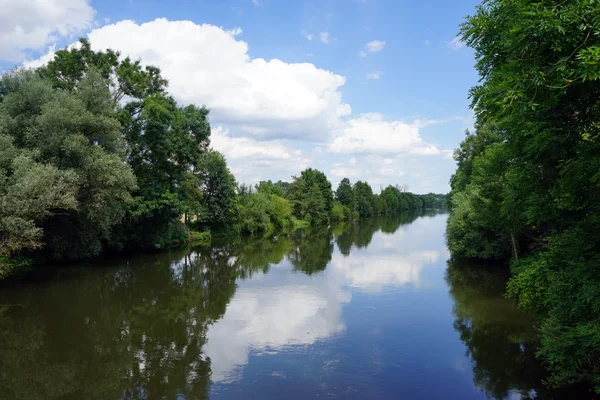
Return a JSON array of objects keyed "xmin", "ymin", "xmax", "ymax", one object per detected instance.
[{"xmin": 0, "ymin": 213, "xmax": 557, "ymax": 399}]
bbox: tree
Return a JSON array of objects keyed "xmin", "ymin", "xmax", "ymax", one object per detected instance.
[
  {"xmin": 0, "ymin": 136, "xmax": 79, "ymax": 277},
  {"xmin": 335, "ymin": 178, "xmax": 354, "ymax": 207},
  {"xmin": 195, "ymin": 151, "xmax": 237, "ymax": 231},
  {"xmin": 42, "ymin": 39, "xmax": 212, "ymax": 251},
  {"xmin": 448, "ymin": 0, "xmax": 600, "ymax": 390},
  {"xmin": 285, "ymin": 168, "xmax": 334, "ymax": 224},
  {"xmin": 0, "ymin": 70, "xmax": 136, "ymax": 260},
  {"xmin": 353, "ymin": 181, "xmax": 374, "ymax": 217}
]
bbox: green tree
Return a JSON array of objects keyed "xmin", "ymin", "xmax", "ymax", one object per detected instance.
[
  {"xmin": 0, "ymin": 70, "xmax": 136, "ymax": 260},
  {"xmin": 335, "ymin": 177, "xmax": 354, "ymax": 207},
  {"xmin": 448, "ymin": 0, "xmax": 600, "ymax": 390},
  {"xmin": 195, "ymin": 151, "xmax": 237, "ymax": 231},
  {"xmin": 353, "ymin": 181, "xmax": 374, "ymax": 217},
  {"xmin": 42, "ymin": 39, "xmax": 212, "ymax": 250},
  {"xmin": 285, "ymin": 168, "xmax": 334, "ymax": 224}
]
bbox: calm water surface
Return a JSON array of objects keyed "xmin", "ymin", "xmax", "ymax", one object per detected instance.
[{"xmin": 1, "ymin": 213, "xmax": 554, "ymax": 399}]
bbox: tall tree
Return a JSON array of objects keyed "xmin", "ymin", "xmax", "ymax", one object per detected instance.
[{"xmin": 335, "ymin": 178, "xmax": 354, "ymax": 207}]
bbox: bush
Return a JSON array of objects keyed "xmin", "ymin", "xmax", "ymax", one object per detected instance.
[
  {"xmin": 190, "ymin": 230, "xmax": 211, "ymax": 245},
  {"xmin": 331, "ymin": 203, "xmax": 350, "ymax": 222},
  {"xmin": 154, "ymin": 221, "xmax": 189, "ymax": 249},
  {"xmin": 268, "ymin": 194, "xmax": 292, "ymax": 228},
  {"xmin": 237, "ymin": 193, "xmax": 273, "ymax": 234}
]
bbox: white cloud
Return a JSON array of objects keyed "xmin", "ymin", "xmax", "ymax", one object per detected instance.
[
  {"xmin": 301, "ymin": 30, "xmax": 313, "ymax": 40},
  {"xmin": 424, "ymin": 39, "xmax": 431, "ymax": 46},
  {"xmin": 329, "ymin": 113, "xmax": 441, "ymax": 155},
  {"xmin": 448, "ymin": 35, "xmax": 465, "ymax": 51},
  {"xmin": 358, "ymin": 50, "xmax": 367, "ymax": 57},
  {"xmin": 319, "ymin": 31, "xmax": 331, "ymax": 44},
  {"xmin": 211, "ymin": 126, "xmax": 309, "ymax": 181},
  {"xmin": 50, "ymin": 19, "xmax": 353, "ymax": 141},
  {"xmin": 366, "ymin": 40, "xmax": 386, "ymax": 53},
  {"xmin": 0, "ymin": 0, "xmax": 95, "ymax": 61},
  {"xmin": 366, "ymin": 71, "xmax": 382, "ymax": 80},
  {"xmin": 205, "ymin": 280, "xmax": 349, "ymax": 383},
  {"xmin": 330, "ymin": 166, "xmax": 360, "ymax": 178},
  {"xmin": 252, "ymin": 0, "xmax": 262, "ymax": 6},
  {"xmin": 329, "ymin": 250, "xmax": 439, "ymax": 292}
]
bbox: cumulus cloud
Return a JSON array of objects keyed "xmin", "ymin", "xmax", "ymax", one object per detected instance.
[
  {"xmin": 67, "ymin": 19, "xmax": 351, "ymax": 141},
  {"xmin": 0, "ymin": 0, "xmax": 95, "ymax": 61},
  {"xmin": 329, "ymin": 113, "xmax": 440, "ymax": 155},
  {"xmin": 211, "ymin": 126, "xmax": 309, "ymax": 181},
  {"xmin": 319, "ymin": 31, "xmax": 331, "ymax": 44},
  {"xmin": 366, "ymin": 71, "xmax": 382, "ymax": 80}
]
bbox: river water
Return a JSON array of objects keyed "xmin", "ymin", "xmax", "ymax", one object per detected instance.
[{"xmin": 0, "ymin": 212, "xmax": 558, "ymax": 399}]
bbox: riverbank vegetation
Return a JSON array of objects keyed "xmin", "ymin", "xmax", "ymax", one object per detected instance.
[
  {"xmin": 446, "ymin": 0, "xmax": 600, "ymax": 392},
  {"xmin": 0, "ymin": 40, "xmax": 445, "ymax": 279}
]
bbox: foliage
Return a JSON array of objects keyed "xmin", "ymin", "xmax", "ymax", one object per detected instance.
[
  {"xmin": 193, "ymin": 151, "xmax": 237, "ymax": 232},
  {"xmin": 237, "ymin": 192, "xmax": 274, "ymax": 235},
  {"xmin": 353, "ymin": 181, "xmax": 374, "ymax": 217},
  {"xmin": 190, "ymin": 230, "xmax": 211, "ymax": 245},
  {"xmin": 447, "ymin": 0, "xmax": 600, "ymax": 391},
  {"xmin": 286, "ymin": 168, "xmax": 333, "ymax": 224},
  {"xmin": 335, "ymin": 178, "xmax": 354, "ymax": 207},
  {"xmin": 331, "ymin": 202, "xmax": 350, "ymax": 222},
  {"xmin": 268, "ymin": 194, "xmax": 293, "ymax": 228},
  {"xmin": 41, "ymin": 38, "xmax": 211, "ymax": 252},
  {"xmin": 256, "ymin": 180, "xmax": 288, "ymax": 197},
  {"xmin": 0, "ymin": 70, "xmax": 136, "ymax": 260}
]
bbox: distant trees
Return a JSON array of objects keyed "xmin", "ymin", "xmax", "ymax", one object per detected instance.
[{"xmin": 446, "ymin": 0, "xmax": 600, "ymax": 391}]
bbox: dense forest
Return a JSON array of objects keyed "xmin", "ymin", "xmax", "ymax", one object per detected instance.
[
  {"xmin": 446, "ymin": 0, "xmax": 600, "ymax": 393},
  {"xmin": 0, "ymin": 40, "xmax": 445, "ymax": 280}
]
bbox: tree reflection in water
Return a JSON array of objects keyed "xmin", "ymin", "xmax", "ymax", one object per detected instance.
[
  {"xmin": 446, "ymin": 260, "xmax": 549, "ymax": 400},
  {"xmin": 1, "ymin": 212, "xmax": 577, "ymax": 400}
]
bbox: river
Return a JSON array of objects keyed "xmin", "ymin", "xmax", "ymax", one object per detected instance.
[{"xmin": 0, "ymin": 212, "xmax": 562, "ymax": 399}]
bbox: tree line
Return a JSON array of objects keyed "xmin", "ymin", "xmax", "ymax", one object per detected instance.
[
  {"xmin": 446, "ymin": 0, "xmax": 600, "ymax": 393},
  {"xmin": 0, "ymin": 39, "xmax": 445, "ymax": 279}
]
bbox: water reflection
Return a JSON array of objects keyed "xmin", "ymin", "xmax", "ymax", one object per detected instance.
[
  {"xmin": 0, "ymin": 211, "xmax": 571, "ymax": 399},
  {"xmin": 446, "ymin": 260, "xmax": 548, "ymax": 400}
]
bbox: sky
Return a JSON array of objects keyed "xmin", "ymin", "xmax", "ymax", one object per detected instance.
[{"xmin": 0, "ymin": 0, "xmax": 481, "ymax": 194}]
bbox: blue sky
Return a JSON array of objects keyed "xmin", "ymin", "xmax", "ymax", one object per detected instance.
[{"xmin": 0, "ymin": 0, "xmax": 481, "ymax": 193}]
